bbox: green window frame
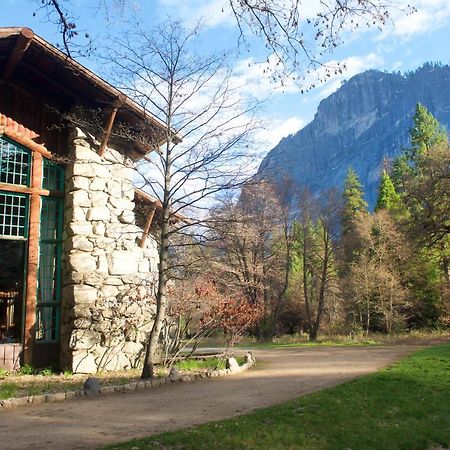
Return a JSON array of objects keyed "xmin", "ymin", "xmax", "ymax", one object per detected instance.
[
  {"xmin": 0, "ymin": 136, "xmax": 31, "ymax": 186},
  {"xmin": 0, "ymin": 134, "xmax": 65, "ymax": 344},
  {"xmin": 0, "ymin": 191, "xmax": 29, "ymax": 239},
  {"xmin": 36, "ymin": 193, "xmax": 64, "ymax": 343},
  {"xmin": 43, "ymin": 159, "xmax": 64, "ymax": 191}
]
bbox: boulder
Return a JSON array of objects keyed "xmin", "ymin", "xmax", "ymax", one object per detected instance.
[
  {"xmin": 245, "ymin": 352, "xmax": 255, "ymax": 365},
  {"xmin": 83, "ymin": 377, "xmax": 101, "ymax": 396},
  {"xmin": 169, "ymin": 366, "xmax": 180, "ymax": 382},
  {"xmin": 226, "ymin": 357, "xmax": 241, "ymax": 373}
]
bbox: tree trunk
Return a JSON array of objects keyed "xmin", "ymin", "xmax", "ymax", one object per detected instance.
[
  {"xmin": 142, "ymin": 121, "xmax": 173, "ymax": 378},
  {"xmin": 271, "ymin": 228, "xmax": 291, "ymax": 337},
  {"xmin": 310, "ymin": 227, "xmax": 329, "ymax": 341},
  {"xmin": 302, "ymin": 223, "xmax": 313, "ymax": 338},
  {"xmin": 141, "ymin": 222, "xmax": 169, "ymax": 378}
]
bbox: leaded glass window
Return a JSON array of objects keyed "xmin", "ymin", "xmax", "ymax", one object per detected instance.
[
  {"xmin": 0, "ymin": 192, "xmax": 28, "ymax": 239},
  {"xmin": 0, "ymin": 137, "xmax": 31, "ymax": 186}
]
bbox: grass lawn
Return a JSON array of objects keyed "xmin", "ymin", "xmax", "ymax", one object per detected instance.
[
  {"xmin": 103, "ymin": 343, "xmax": 450, "ymax": 450},
  {"xmin": 235, "ymin": 330, "xmax": 450, "ymax": 350}
]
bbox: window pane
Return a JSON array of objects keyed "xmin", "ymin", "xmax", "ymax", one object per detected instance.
[
  {"xmin": 0, "ymin": 192, "xmax": 28, "ymax": 238},
  {"xmin": 0, "ymin": 137, "xmax": 31, "ymax": 186},
  {"xmin": 0, "ymin": 240, "xmax": 25, "ymax": 343},
  {"xmin": 43, "ymin": 159, "xmax": 64, "ymax": 191},
  {"xmin": 35, "ymin": 306, "xmax": 59, "ymax": 342}
]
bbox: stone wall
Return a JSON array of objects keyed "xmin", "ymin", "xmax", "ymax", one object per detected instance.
[{"xmin": 60, "ymin": 128, "xmax": 158, "ymax": 373}]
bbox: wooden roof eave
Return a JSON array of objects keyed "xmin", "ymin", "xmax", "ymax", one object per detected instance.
[
  {"xmin": 2, "ymin": 27, "xmax": 33, "ymax": 79},
  {"xmin": 0, "ymin": 27, "xmax": 182, "ymax": 156},
  {"xmin": 134, "ymin": 188, "xmax": 188, "ymax": 223}
]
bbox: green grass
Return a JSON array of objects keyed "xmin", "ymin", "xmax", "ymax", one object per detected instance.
[
  {"xmin": 0, "ymin": 382, "xmax": 17, "ymax": 400},
  {"xmin": 238, "ymin": 339, "xmax": 379, "ymax": 349},
  {"xmin": 103, "ymin": 343, "xmax": 450, "ymax": 450},
  {"xmin": 235, "ymin": 330, "xmax": 450, "ymax": 350},
  {"xmin": 175, "ymin": 356, "xmax": 246, "ymax": 372}
]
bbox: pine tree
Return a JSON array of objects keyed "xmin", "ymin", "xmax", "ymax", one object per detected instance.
[
  {"xmin": 408, "ymin": 103, "xmax": 448, "ymax": 163},
  {"xmin": 375, "ymin": 170, "xmax": 402, "ymax": 212},
  {"xmin": 341, "ymin": 168, "xmax": 368, "ymax": 270},
  {"xmin": 393, "ymin": 103, "xmax": 448, "ymax": 194},
  {"xmin": 341, "ymin": 168, "xmax": 368, "ymax": 235}
]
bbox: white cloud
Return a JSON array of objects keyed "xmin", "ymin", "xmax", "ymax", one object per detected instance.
[
  {"xmin": 377, "ymin": 0, "xmax": 450, "ymax": 40},
  {"xmin": 314, "ymin": 52, "xmax": 385, "ymax": 99},
  {"xmin": 256, "ymin": 116, "xmax": 306, "ymax": 149},
  {"xmin": 229, "ymin": 50, "xmax": 385, "ymax": 104},
  {"xmin": 230, "ymin": 56, "xmax": 300, "ymax": 100}
]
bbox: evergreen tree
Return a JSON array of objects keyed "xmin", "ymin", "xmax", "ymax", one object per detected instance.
[
  {"xmin": 391, "ymin": 154, "xmax": 412, "ymax": 195},
  {"xmin": 390, "ymin": 103, "xmax": 449, "ymax": 325},
  {"xmin": 340, "ymin": 168, "xmax": 368, "ymax": 271},
  {"xmin": 341, "ymin": 168, "xmax": 368, "ymax": 235},
  {"xmin": 408, "ymin": 103, "xmax": 448, "ymax": 164},
  {"xmin": 393, "ymin": 103, "xmax": 448, "ymax": 193},
  {"xmin": 375, "ymin": 170, "xmax": 402, "ymax": 212}
]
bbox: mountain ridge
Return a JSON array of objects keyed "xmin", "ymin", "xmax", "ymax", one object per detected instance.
[{"xmin": 258, "ymin": 63, "xmax": 450, "ymax": 208}]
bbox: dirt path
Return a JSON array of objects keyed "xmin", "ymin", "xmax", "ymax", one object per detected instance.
[{"xmin": 0, "ymin": 345, "xmax": 421, "ymax": 450}]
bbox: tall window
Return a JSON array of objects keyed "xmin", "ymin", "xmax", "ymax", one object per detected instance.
[
  {"xmin": 0, "ymin": 136, "xmax": 64, "ymax": 344},
  {"xmin": 36, "ymin": 161, "xmax": 64, "ymax": 342},
  {"xmin": 0, "ymin": 137, "xmax": 31, "ymax": 343}
]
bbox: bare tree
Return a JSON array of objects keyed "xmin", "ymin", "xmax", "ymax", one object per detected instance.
[
  {"xmin": 290, "ymin": 189, "xmax": 341, "ymax": 340},
  {"xmin": 100, "ymin": 21, "xmax": 259, "ymax": 378},
  {"xmin": 228, "ymin": 0, "xmax": 412, "ymax": 83},
  {"xmin": 31, "ymin": 0, "xmax": 412, "ymax": 83},
  {"xmin": 207, "ymin": 179, "xmax": 292, "ymax": 338},
  {"xmin": 346, "ymin": 210, "xmax": 411, "ymax": 333}
]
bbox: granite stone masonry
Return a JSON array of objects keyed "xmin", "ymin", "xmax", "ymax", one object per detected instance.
[{"xmin": 60, "ymin": 128, "xmax": 159, "ymax": 374}]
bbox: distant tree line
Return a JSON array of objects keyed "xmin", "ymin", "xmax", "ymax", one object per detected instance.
[{"xmin": 187, "ymin": 103, "xmax": 449, "ymax": 341}]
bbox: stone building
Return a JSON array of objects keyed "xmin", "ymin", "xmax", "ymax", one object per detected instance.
[{"xmin": 0, "ymin": 27, "xmax": 169, "ymax": 373}]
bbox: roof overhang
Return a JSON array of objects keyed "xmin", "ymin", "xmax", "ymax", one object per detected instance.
[
  {"xmin": 134, "ymin": 188, "xmax": 188, "ymax": 224},
  {"xmin": 0, "ymin": 27, "xmax": 181, "ymax": 160}
]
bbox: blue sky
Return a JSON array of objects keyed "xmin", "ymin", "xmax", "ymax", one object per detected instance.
[{"xmin": 2, "ymin": 0, "xmax": 450, "ymax": 155}]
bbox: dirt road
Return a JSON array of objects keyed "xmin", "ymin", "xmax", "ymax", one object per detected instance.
[{"xmin": 0, "ymin": 345, "xmax": 421, "ymax": 450}]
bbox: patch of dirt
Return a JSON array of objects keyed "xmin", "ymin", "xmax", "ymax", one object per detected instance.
[{"xmin": 0, "ymin": 345, "xmax": 426, "ymax": 450}]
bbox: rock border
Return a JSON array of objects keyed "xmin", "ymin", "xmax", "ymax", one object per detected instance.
[{"xmin": 0, "ymin": 352, "xmax": 255, "ymax": 409}]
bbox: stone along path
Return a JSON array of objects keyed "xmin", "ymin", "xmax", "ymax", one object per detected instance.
[{"xmin": 0, "ymin": 345, "xmax": 421, "ymax": 450}]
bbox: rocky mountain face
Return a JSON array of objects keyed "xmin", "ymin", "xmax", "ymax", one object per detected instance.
[{"xmin": 258, "ymin": 63, "xmax": 450, "ymax": 209}]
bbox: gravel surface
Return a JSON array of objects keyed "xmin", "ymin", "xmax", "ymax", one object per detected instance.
[{"xmin": 0, "ymin": 345, "xmax": 422, "ymax": 450}]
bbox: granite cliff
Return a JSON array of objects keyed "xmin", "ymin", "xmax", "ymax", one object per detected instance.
[{"xmin": 258, "ymin": 63, "xmax": 450, "ymax": 208}]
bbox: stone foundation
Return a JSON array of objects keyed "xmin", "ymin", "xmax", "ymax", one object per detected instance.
[{"xmin": 60, "ymin": 128, "xmax": 158, "ymax": 373}]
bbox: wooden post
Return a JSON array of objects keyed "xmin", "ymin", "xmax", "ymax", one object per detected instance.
[
  {"xmin": 99, "ymin": 94, "xmax": 126, "ymax": 156},
  {"xmin": 139, "ymin": 205, "xmax": 157, "ymax": 248},
  {"xmin": 23, "ymin": 152, "xmax": 43, "ymax": 365}
]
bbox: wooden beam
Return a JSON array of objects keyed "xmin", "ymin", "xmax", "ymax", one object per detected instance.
[
  {"xmin": 99, "ymin": 94, "xmax": 126, "ymax": 156},
  {"xmin": 23, "ymin": 152, "xmax": 43, "ymax": 365},
  {"xmin": 3, "ymin": 28, "xmax": 34, "ymax": 79},
  {"xmin": 139, "ymin": 204, "xmax": 157, "ymax": 248},
  {"xmin": 0, "ymin": 182, "xmax": 63, "ymax": 198}
]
